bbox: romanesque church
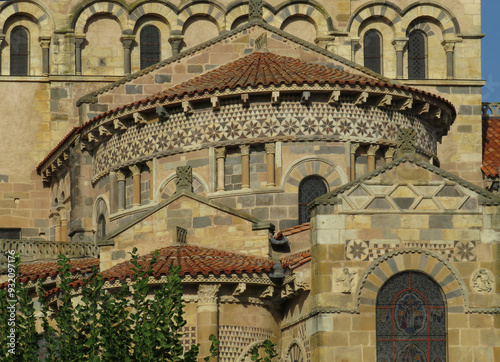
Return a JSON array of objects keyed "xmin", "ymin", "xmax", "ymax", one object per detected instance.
[{"xmin": 0, "ymin": 0, "xmax": 498, "ymax": 360}]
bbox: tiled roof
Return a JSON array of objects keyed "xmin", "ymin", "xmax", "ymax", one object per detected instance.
[
  {"xmin": 100, "ymin": 245, "xmax": 274, "ymax": 280},
  {"xmin": 274, "ymin": 222, "xmax": 310, "ymax": 238},
  {"xmin": 482, "ymin": 118, "xmax": 500, "ymax": 177},
  {"xmin": 281, "ymin": 250, "xmax": 311, "ymax": 270},
  {"xmin": 0, "ymin": 258, "xmax": 99, "ymax": 287}
]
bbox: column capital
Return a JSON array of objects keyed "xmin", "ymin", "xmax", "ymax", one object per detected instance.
[
  {"xmin": 121, "ymin": 35, "xmax": 135, "ymax": 50},
  {"xmin": 441, "ymin": 39, "xmax": 459, "ymax": 53},
  {"xmin": 116, "ymin": 169, "xmax": 127, "ymax": 181},
  {"xmin": 215, "ymin": 147, "xmax": 226, "ymax": 159},
  {"xmin": 74, "ymin": 36, "xmax": 85, "ymax": 48},
  {"xmin": 38, "ymin": 36, "xmax": 51, "ymax": 48},
  {"xmin": 240, "ymin": 144, "xmax": 250, "ymax": 156},
  {"xmin": 392, "ymin": 38, "xmax": 408, "ymax": 52},
  {"xmin": 265, "ymin": 142, "xmax": 276, "ymax": 154},
  {"xmin": 385, "ymin": 147, "xmax": 396, "ymax": 159},
  {"xmin": 367, "ymin": 144, "xmax": 380, "ymax": 156},
  {"xmin": 350, "ymin": 143, "xmax": 360, "ymax": 154},
  {"xmin": 198, "ymin": 284, "xmax": 221, "ymax": 304},
  {"xmin": 129, "ymin": 165, "xmax": 141, "ymax": 176}
]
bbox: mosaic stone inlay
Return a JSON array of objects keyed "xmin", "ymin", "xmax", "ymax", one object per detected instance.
[
  {"xmin": 219, "ymin": 325, "xmax": 272, "ymax": 362},
  {"xmin": 345, "ymin": 239, "xmax": 464, "ymax": 261},
  {"xmin": 92, "ymin": 99, "xmax": 438, "ymax": 181}
]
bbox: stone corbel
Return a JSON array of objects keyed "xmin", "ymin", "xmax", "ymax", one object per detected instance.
[
  {"xmin": 232, "ymin": 283, "xmax": 246, "ymax": 296},
  {"xmin": 415, "ymin": 102, "xmax": 430, "ymax": 115},
  {"xmin": 429, "ymin": 107, "xmax": 442, "ymax": 119},
  {"xmin": 133, "ymin": 112, "xmax": 148, "ymax": 124},
  {"xmin": 376, "ymin": 94, "xmax": 392, "ymax": 108},
  {"xmin": 271, "ymin": 91, "xmax": 280, "ymax": 105},
  {"xmin": 113, "ymin": 119, "xmax": 128, "ymax": 130},
  {"xmin": 328, "ymin": 90, "xmax": 341, "ymax": 105},
  {"xmin": 300, "ymin": 91, "xmax": 311, "ymax": 105},
  {"xmin": 260, "ymin": 286, "xmax": 274, "ymax": 299},
  {"xmin": 396, "ymin": 97, "xmax": 413, "ymax": 111},
  {"xmin": 182, "ymin": 101, "xmax": 193, "ymax": 115},
  {"xmin": 87, "ymin": 131, "xmax": 99, "ymax": 143},
  {"xmin": 211, "ymin": 96, "xmax": 220, "ymax": 110},
  {"xmin": 353, "ymin": 91, "xmax": 368, "ymax": 105},
  {"xmin": 241, "ymin": 93, "xmax": 249, "ymax": 107},
  {"xmin": 98, "ymin": 125, "xmax": 112, "ymax": 137}
]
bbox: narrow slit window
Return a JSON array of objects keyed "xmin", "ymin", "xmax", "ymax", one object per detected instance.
[
  {"xmin": 298, "ymin": 176, "xmax": 328, "ymax": 224},
  {"xmin": 408, "ymin": 31, "xmax": 427, "ymax": 79},
  {"xmin": 364, "ymin": 30, "xmax": 382, "ymax": 74},
  {"xmin": 97, "ymin": 214, "xmax": 106, "ymax": 240},
  {"xmin": 10, "ymin": 26, "xmax": 29, "ymax": 76},
  {"xmin": 140, "ymin": 25, "xmax": 160, "ymax": 70}
]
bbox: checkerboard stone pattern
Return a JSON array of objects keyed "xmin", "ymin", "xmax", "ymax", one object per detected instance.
[{"xmin": 218, "ymin": 325, "xmax": 272, "ymax": 361}]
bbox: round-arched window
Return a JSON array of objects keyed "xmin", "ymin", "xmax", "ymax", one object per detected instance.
[{"xmin": 298, "ymin": 176, "xmax": 328, "ymax": 224}]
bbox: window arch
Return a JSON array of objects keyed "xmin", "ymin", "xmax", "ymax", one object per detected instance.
[
  {"xmin": 298, "ymin": 176, "xmax": 328, "ymax": 224},
  {"xmin": 364, "ymin": 30, "xmax": 382, "ymax": 74},
  {"xmin": 140, "ymin": 25, "xmax": 160, "ymax": 70},
  {"xmin": 376, "ymin": 271, "xmax": 446, "ymax": 362},
  {"xmin": 408, "ymin": 31, "xmax": 427, "ymax": 79},
  {"xmin": 10, "ymin": 26, "xmax": 29, "ymax": 76},
  {"xmin": 97, "ymin": 214, "xmax": 106, "ymax": 240}
]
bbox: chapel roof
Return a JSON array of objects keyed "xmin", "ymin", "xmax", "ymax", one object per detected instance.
[
  {"xmin": 482, "ymin": 117, "xmax": 500, "ymax": 177},
  {"xmin": 280, "ymin": 250, "xmax": 311, "ymax": 270}
]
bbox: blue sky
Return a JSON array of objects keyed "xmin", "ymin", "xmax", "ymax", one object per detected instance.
[{"xmin": 482, "ymin": 1, "xmax": 500, "ymax": 102}]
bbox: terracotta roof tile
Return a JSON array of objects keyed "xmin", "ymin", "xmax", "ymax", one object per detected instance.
[
  {"xmin": 281, "ymin": 250, "xmax": 311, "ymax": 270},
  {"xmin": 482, "ymin": 118, "xmax": 500, "ymax": 177},
  {"xmin": 101, "ymin": 245, "xmax": 274, "ymax": 280},
  {"xmin": 275, "ymin": 222, "xmax": 311, "ymax": 238},
  {"xmin": 0, "ymin": 258, "xmax": 99, "ymax": 288}
]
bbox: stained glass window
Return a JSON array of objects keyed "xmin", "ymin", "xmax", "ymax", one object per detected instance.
[
  {"xmin": 408, "ymin": 31, "xmax": 426, "ymax": 79},
  {"xmin": 376, "ymin": 271, "xmax": 446, "ymax": 362},
  {"xmin": 364, "ymin": 30, "xmax": 382, "ymax": 74},
  {"xmin": 10, "ymin": 26, "xmax": 29, "ymax": 76},
  {"xmin": 298, "ymin": 176, "xmax": 327, "ymax": 224},
  {"xmin": 140, "ymin": 25, "xmax": 160, "ymax": 70}
]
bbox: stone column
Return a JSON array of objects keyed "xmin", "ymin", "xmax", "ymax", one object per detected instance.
[
  {"xmin": 0, "ymin": 34, "xmax": 5, "ymax": 75},
  {"xmin": 121, "ymin": 35, "xmax": 134, "ymax": 75},
  {"xmin": 392, "ymin": 38, "xmax": 408, "ymax": 79},
  {"xmin": 350, "ymin": 143, "xmax": 359, "ymax": 181},
  {"xmin": 385, "ymin": 147, "xmax": 396, "ymax": 163},
  {"xmin": 215, "ymin": 147, "xmax": 226, "ymax": 192},
  {"xmin": 52, "ymin": 213, "xmax": 61, "ymax": 242},
  {"xmin": 109, "ymin": 171, "xmax": 118, "ymax": 214},
  {"xmin": 129, "ymin": 165, "xmax": 141, "ymax": 206},
  {"xmin": 265, "ymin": 143, "xmax": 276, "ymax": 187},
  {"xmin": 367, "ymin": 145, "xmax": 380, "ymax": 172},
  {"xmin": 169, "ymin": 30, "xmax": 184, "ymax": 56},
  {"xmin": 442, "ymin": 40, "xmax": 457, "ymax": 79},
  {"xmin": 240, "ymin": 145, "xmax": 250, "ymax": 189},
  {"xmin": 74, "ymin": 36, "xmax": 85, "ymax": 75},
  {"xmin": 117, "ymin": 170, "xmax": 126, "ymax": 211},
  {"xmin": 39, "ymin": 37, "xmax": 51, "ymax": 76},
  {"xmin": 146, "ymin": 160, "xmax": 154, "ymax": 201},
  {"xmin": 197, "ymin": 284, "xmax": 220, "ymax": 362},
  {"xmin": 59, "ymin": 208, "xmax": 68, "ymax": 242},
  {"xmin": 350, "ymin": 38, "xmax": 360, "ymax": 62}
]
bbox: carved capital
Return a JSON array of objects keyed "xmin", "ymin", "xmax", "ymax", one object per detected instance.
[
  {"xmin": 265, "ymin": 143, "xmax": 276, "ymax": 154},
  {"xmin": 74, "ymin": 36, "xmax": 85, "ymax": 48},
  {"xmin": 121, "ymin": 36, "xmax": 135, "ymax": 50},
  {"xmin": 116, "ymin": 170, "xmax": 126, "ymax": 181},
  {"xmin": 240, "ymin": 144, "xmax": 250, "ymax": 156},
  {"xmin": 442, "ymin": 40, "xmax": 458, "ymax": 53},
  {"xmin": 385, "ymin": 147, "xmax": 396, "ymax": 159},
  {"xmin": 198, "ymin": 284, "xmax": 221, "ymax": 304},
  {"xmin": 350, "ymin": 143, "xmax": 360, "ymax": 154},
  {"xmin": 129, "ymin": 165, "xmax": 141, "ymax": 176},
  {"xmin": 367, "ymin": 144, "xmax": 380, "ymax": 156},
  {"xmin": 146, "ymin": 160, "xmax": 153, "ymax": 171},
  {"xmin": 39, "ymin": 36, "xmax": 51, "ymax": 49},
  {"xmin": 215, "ymin": 147, "xmax": 226, "ymax": 159},
  {"xmin": 392, "ymin": 38, "xmax": 408, "ymax": 52}
]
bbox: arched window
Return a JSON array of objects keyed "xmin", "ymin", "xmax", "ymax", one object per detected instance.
[
  {"xmin": 298, "ymin": 176, "xmax": 328, "ymax": 224},
  {"xmin": 10, "ymin": 26, "xmax": 29, "ymax": 76},
  {"xmin": 97, "ymin": 214, "xmax": 106, "ymax": 240},
  {"xmin": 376, "ymin": 271, "xmax": 446, "ymax": 362},
  {"xmin": 364, "ymin": 30, "xmax": 382, "ymax": 74},
  {"xmin": 140, "ymin": 25, "xmax": 160, "ymax": 70},
  {"xmin": 408, "ymin": 31, "xmax": 426, "ymax": 79}
]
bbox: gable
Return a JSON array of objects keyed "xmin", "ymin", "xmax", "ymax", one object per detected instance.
[
  {"xmin": 311, "ymin": 156, "xmax": 500, "ymax": 213},
  {"xmin": 99, "ymin": 192, "xmax": 272, "ymax": 269},
  {"xmin": 77, "ymin": 21, "xmax": 391, "ymax": 123}
]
